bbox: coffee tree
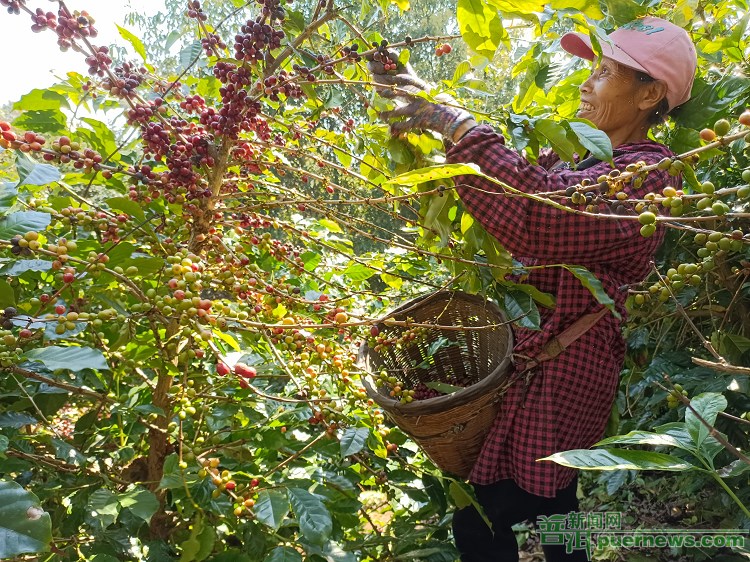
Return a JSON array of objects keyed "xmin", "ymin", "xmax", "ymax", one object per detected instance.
[{"xmin": 0, "ymin": 0, "xmax": 748, "ymax": 560}]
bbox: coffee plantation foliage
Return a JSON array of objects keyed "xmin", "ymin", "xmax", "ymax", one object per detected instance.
[{"xmin": 0, "ymin": 0, "xmax": 749, "ymax": 560}]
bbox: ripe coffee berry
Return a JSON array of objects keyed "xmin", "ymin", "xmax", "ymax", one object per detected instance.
[{"xmin": 235, "ymin": 363, "xmax": 257, "ymax": 378}]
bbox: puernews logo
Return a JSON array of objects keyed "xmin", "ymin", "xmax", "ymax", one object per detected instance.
[{"xmin": 537, "ymin": 511, "xmax": 748, "ymax": 559}]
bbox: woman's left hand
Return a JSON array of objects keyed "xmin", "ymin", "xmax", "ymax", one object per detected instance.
[{"xmin": 380, "ymin": 94, "xmax": 474, "ymax": 139}]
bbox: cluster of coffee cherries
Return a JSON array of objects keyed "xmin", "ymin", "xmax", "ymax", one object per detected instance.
[
  {"xmin": 8, "ymin": 234, "xmax": 34, "ymax": 257},
  {"xmin": 374, "ymin": 370, "xmax": 415, "ymax": 403},
  {"xmin": 367, "ymin": 325, "xmax": 429, "ymax": 353},
  {"xmin": 85, "ymin": 46, "xmax": 112, "ymax": 77},
  {"xmin": 198, "ymin": 458, "xmax": 261, "ymax": 516},
  {"xmin": 186, "ymin": 0, "xmax": 207, "ymax": 21},
  {"xmin": 340, "ymin": 43, "xmax": 362, "ymax": 62},
  {"xmin": 0, "ymin": 308, "xmax": 23, "ymax": 368},
  {"xmin": 102, "ymin": 62, "xmax": 148, "ymax": 98},
  {"xmin": 257, "ymin": 71, "xmax": 305, "ymax": 102},
  {"xmin": 634, "ymin": 228, "xmax": 745, "ymax": 305},
  {"xmin": 368, "ymin": 40, "xmax": 397, "ymax": 71},
  {"xmin": 45, "ymin": 136, "xmax": 105, "ymax": 172},
  {"xmin": 52, "ymin": 206, "xmax": 128, "ymax": 245},
  {"xmin": 0, "ymin": 122, "xmax": 46, "ymax": 152},
  {"xmin": 234, "ymin": 17, "xmax": 285, "ymax": 64},
  {"xmin": 666, "ymin": 383, "xmax": 688, "ymax": 409},
  {"xmin": 30, "ymin": 7, "xmax": 57, "ymax": 32},
  {"xmin": 55, "ymin": 6, "xmax": 98, "ymax": 51},
  {"xmin": 0, "ymin": 0, "xmax": 23, "ymax": 15}
]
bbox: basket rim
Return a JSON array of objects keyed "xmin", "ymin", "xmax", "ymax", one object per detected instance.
[{"xmin": 358, "ymin": 290, "xmax": 514, "ymax": 415}]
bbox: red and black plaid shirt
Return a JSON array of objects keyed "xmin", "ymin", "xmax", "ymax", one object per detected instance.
[{"xmin": 446, "ymin": 125, "xmax": 676, "ymax": 497}]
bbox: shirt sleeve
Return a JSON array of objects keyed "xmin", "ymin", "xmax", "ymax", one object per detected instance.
[{"xmin": 446, "ymin": 125, "xmax": 674, "ymax": 264}]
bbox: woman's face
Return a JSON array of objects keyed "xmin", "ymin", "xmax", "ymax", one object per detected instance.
[{"xmin": 577, "ymin": 57, "xmax": 649, "ymax": 139}]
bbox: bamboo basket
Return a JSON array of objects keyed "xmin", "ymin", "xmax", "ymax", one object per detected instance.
[{"xmin": 359, "ymin": 291, "xmax": 513, "ymax": 479}]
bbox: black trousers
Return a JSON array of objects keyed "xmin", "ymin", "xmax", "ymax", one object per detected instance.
[{"xmin": 452, "ymin": 478, "xmax": 589, "ymax": 562}]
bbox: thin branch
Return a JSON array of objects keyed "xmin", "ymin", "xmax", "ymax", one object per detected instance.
[{"xmin": 11, "ymin": 366, "xmax": 112, "ymax": 402}]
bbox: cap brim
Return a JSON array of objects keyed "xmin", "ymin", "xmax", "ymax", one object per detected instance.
[{"xmin": 561, "ymin": 31, "xmax": 650, "ymax": 74}]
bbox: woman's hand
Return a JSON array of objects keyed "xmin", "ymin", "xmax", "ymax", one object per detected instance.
[
  {"xmin": 367, "ymin": 54, "xmax": 475, "ymax": 141},
  {"xmin": 367, "ymin": 58, "xmax": 430, "ymax": 97}
]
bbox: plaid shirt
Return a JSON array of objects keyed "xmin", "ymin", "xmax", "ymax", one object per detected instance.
[{"xmin": 446, "ymin": 125, "xmax": 676, "ymax": 497}]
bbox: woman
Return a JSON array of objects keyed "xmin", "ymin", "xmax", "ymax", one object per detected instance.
[{"xmin": 370, "ymin": 17, "xmax": 697, "ymax": 562}]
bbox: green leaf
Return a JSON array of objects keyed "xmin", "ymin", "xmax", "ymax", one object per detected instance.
[
  {"xmin": 208, "ymin": 551, "xmax": 252, "ymax": 562},
  {"xmin": 596, "ymin": 430, "xmax": 697, "ymax": 454},
  {"xmin": 288, "ymin": 488, "xmax": 332, "ymax": 545},
  {"xmin": 602, "ymin": 0, "xmax": 649, "ymax": 24},
  {"xmin": 52, "ymin": 439, "xmax": 86, "ymax": 466},
  {"xmin": 652, "ymin": 423, "xmax": 698, "ymax": 450},
  {"xmin": 264, "ymin": 547, "xmax": 303, "ymax": 562},
  {"xmin": 0, "ymin": 435, "xmax": 8, "ymax": 453},
  {"xmin": 449, "ymin": 481, "xmax": 492, "ymax": 530},
  {"xmin": 13, "ymin": 110, "xmax": 68, "ymax": 135},
  {"xmin": 511, "ymin": 283, "xmax": 555, "ymax": 308},
  {"xmin": 24, "ymin": 346, "xmax": 109, "ymax": 372},
  {"xmin": 541, "ymin": 448, "xmax": 697, "ymax": 471},
  {"xmin": 179, "ymin": 40, "xmax": 203, "ymax": 72},
  {"xmin": 425, "ymin": 381, "xmax": 463, "ymax": 394},
  {"xmin": 680, "ymin": 163, "xmax": 702, "ymax": 192},
  {"xmin": 77, "ymin": 119, "xmax": 119, "ymax": 157},
  {"xmin": 566, "ymin": 121, "xmax": 613, "ymax": 163},
  {"xmin": 340, "ymin": 427, "xmax": 370, "ymax": 457},
  {"xmin": 300, "ymin": 540, "xmax": 355, "ymax": 562},
  {"xmin": 450, "ymin": 61, "xmax": 472, "ymax": 87},
  {"xmin": 718, "ymin": 459, "xmax": 750, "ymax": 479},
  {"xmin": 194, "ymin": 524, "xmax": 216, "ymax": 562},
  {"xmin": 684, "ymin": 392, "xmax": 727, "ymax": 448},
  {"xmin": 448, "ymin": 481, "xmax": 473, "ymax": 509},
  {"xmin": 158, "ymin": 454, "xmax": 188, "ymax": 490},
  {"xmin": 13, "ymin": 89, "xmax": 68, "ymax": 112},
  {"xmin": 0, "ymin": 279, "xmax": 16, "ymax": 308},
  {"xmin": 119, "ymin": 488, "xmax": 159, "ymax": 523},
  {"xmin": 534, "ymin": 119, "xmax": 576, "ymax": 163},
  {"xmin": 0, "ymin": 259, "xmax": 51, "ymax": 276},
  {"xmin": 549, "ymin": 0, "xmax": 604, "ymax": 18},
  {"xmin": 485, "ymin": 0, "xmax": 545, "ymax": 15},
  {"xmin": 116, "ymin": 25, "xmax": 148, "ymax": 61},
  {"xmin": 87, "ymin": 489, "xmax": 121, "ymax": 529},
  {"xmin": 0, "ymin": 182, "xmax": 17, "ymax": 214},
  {"xmin": 14, "ymin": 152, "xmax": 61, "ymax": 187},
  {"xmin": 504, "ymin": 289, "xmax": 541, "ymax": 330},
  {"xmin": 0, "ymin": 480, "xmax": 52, "ymax": 558},
  {"xmin": 181, "ymin": 514, "xmax": 213, "ymax": 562},
  {"xmin": 0, "ymin": 412, "xmax": 37, "ymax": 429},
  {"xmin": 457, "ymin": 0, "xmax": 506, "ymax": 58},
  {"xmin": 301, "ymin": 251, "xmax": 321, "ymax": 272},
  {"xmin": 343, "ymin": 263, "xmax": 375, "ymax": 282},
  {"xmin": 386, "ymin": 163, "xmax": 481, "ymax": 188},
  {"xmin": 563, "ymin": 265, "xmax": 619, "ymax": 317},
  {"xmin": 675, "ymin": 76, "xmax": 750, "ymax": 130},
  {"xmin": 0, "ymin": 211, "xmax": 51, "ymax": 239},
  {"xmin": 254, "ymin": 490, "xmax": 290, "ymax": 530},
  {"xmin": 318, "ymin": 218, "xmax": 342, "ymax": 233}
]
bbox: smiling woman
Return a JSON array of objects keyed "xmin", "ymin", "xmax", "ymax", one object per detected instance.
[
  {"xmin": 0, "ymin": 0, "xmax": 162, "ymax": 104},
  {"xmin": 369, "ymin": 15, "xmax": 699, "ymax": 562},
  {"xmin": 574, "ymin": 57, "xmax": 668, "ymax": 148}
]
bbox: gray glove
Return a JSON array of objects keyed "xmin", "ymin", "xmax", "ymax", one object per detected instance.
[{"xmin": 367, "ymin": 53, "xmax": 473, "ymax": 138}]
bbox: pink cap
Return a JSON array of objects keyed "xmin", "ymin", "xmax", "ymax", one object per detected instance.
[{"xmin": 561, "ymin": 17, "xmax": 697, "ymax": 110}]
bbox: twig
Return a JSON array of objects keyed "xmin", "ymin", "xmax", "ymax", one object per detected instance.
[
  {"xmin": 263, "ymin": 432, "xmax": 328, "ymax": 478},
  {"xmin": 691, "ymin": 357, "xmax": 750, "ymax": 375},
  {"xmin": 11, "ymin": 366, "xmax": 112, "ymax": 402}
]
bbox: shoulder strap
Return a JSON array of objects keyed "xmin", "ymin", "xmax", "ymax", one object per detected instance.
[{"xmin": 525, "ymin": 307, "xmax": 610, "ymax": 369}]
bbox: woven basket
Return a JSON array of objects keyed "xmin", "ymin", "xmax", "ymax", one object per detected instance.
[{"xmin": 359, "ymin": 291, "xmax": 513, "ymax": 479}]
